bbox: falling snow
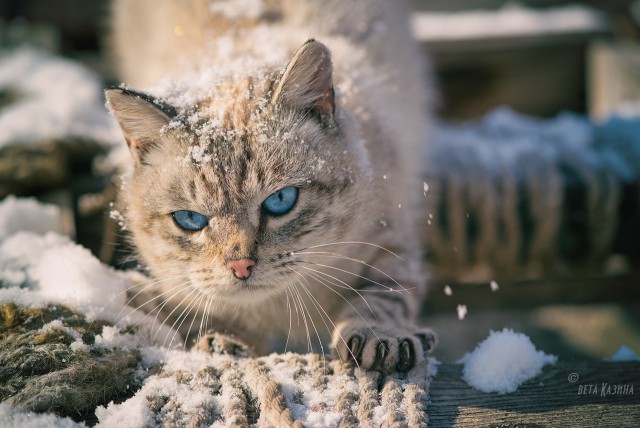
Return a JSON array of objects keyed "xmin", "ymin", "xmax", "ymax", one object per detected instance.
[{"xmin": 457, "ymin": 304, "xmax": 468, "ymax": 320}]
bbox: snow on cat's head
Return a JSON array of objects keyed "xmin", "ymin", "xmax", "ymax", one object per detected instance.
[{"xmin": 106, "ymin": 40, "xmax": 372, "ymax": 309}]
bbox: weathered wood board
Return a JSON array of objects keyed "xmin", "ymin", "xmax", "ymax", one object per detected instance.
[{"xmin": 428, "ymin": 361, "xmax": 640, "ymax": 427}]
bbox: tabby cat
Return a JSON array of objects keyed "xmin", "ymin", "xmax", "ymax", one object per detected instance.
[{"xmin": 106, "ymin": 0, "xmax": 436, "ymax": 372}]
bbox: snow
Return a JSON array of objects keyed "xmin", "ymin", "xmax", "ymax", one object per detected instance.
[
  {"xmin": 0, "ymin": 196, "xmax": 433, "ymax": 426},
  {"xmin": 609, "ymin": 345, "xmax": 640, "ymax": 362},
  {"xmin": 460, "ymin": 329, "xmax": 557, "ymax": 394},
  {"xmin": 456, "ymin": 304, "xmax": 467, "ymax": 320},
  {"xmin": 412, "ymin": 3, "xmax": 608, "ymax": 42},
  {"xmin": 0, "ymin": 47, "xmax": 121, "ymax": 148},
  {"xmin": 0, "ymin": 231, "xmax": 128, "ymax": 321},
  {"xmin": 0, "ymin": 198, "xmax": 176, "ymax": 340},
  {"xmin": 0, "ymin": 196, "xmax": 65, "ymax": 240},
  {"xmin": 434, "ymin": 107, "xmax": 594, "ymax": 156},
  {"xmin": 0, "ymin": 195, "xmax": 122, "ymax": 320},
  {"xmin": 444, "ymin": 285, "xmax": 452, "ymax": 296},
  {"xmin": 490, "ymin": 280, "xmax": 499, "ymax": 292},
  {"xmin": 33, "ymin": 240, "xmax": 128, "ymax": 319},
  {"xmin": 0, "ymin": 403, "xmax": 86, "ymax": 428}
]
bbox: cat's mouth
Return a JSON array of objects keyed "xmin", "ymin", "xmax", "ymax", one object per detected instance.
[{"xmin": 202, "ymin": 278, "xmax": 283, "ymax": 303}]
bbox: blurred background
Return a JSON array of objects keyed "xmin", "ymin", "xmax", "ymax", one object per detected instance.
[{"xmin": 1, "ymin": 0, "xmax": 639, "ymax": 361}]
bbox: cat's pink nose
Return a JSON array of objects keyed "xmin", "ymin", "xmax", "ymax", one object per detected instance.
[{"xmin": 227, "ymin": 258, "xmax": 256, "ymax": 279}]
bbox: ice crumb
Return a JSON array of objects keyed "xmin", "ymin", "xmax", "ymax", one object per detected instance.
[
  {"xmin": 40, "ymin": 319, "xmax": 83, "ymax": 341},
  {"xmin": 109, "ymin": 208, "xmax": 127, "ymax": 230},
  {"xmin": 490, "ymin": 280, "xmax": 499, "ymax": 292},
  {"xmin": 460, "ymin": 328, "xmax": 557, "ymax": 394},
  {"xmin": 609, "ymin": 345, "xmax": 640, "ymax": 362},
  {"xmin": 423, "ymin": 182, "xmax": 429, "ymax": 196},
  {"xmin": 457, "ymin": 304, "xmax": 467, "ymax": 320},
  {"xmin": 444, "ymin": 285, "xmax": 452, "ymax": 296}
]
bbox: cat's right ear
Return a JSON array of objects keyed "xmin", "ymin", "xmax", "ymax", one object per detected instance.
[
  {"xmin": 105, "ymin": 87, "xmax": 176, "ymax": 164},
  {"xmin": 271, "ymin": 39, "xmax": 335, "ymax": 127}
]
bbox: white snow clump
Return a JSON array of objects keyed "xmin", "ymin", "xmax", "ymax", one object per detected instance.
[
  {"xmin": 609, "ymin": 345, "xmax": 640, "ymax": 362},
  {"xmin": 460, "ymin": 328, "xmax": 557, "ymax": 394},
  {"xmin": 0, "ymin": 195, "xmax": 65, "ymax": 240}
]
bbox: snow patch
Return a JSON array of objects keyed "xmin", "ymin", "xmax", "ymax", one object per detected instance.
[
  {"xmin": 609, "ymin": 345, "xmax": 640, "ymax": 362},
  {"xmin": 0, "ymin": 47, "xmax": 121, "ymax": 148},
  {"xmin": 460, "ymin": 328, "xmax": 557, "ymax": 393},
  {"xmin": 0, "ymin": 196, "xmax": 64, "ymax": 240},
  {"xmin": 32, "ymin": 242, "xmax": 128, "ymax": 320},
  {"xmin": 412, "ymin": 3, "xmax": 608, "ymax": 42},
  {"xmin": 0, "ymin": 403, "xmax": 85, "ymax": 428}
]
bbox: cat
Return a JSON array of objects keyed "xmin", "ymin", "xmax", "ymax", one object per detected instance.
[{"xmin": 106, "ymin": 0, "xmax": 436, "ymax": 373}]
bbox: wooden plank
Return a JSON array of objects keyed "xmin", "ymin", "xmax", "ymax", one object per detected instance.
[
  {"xmin": 425, "ymin": 271, "xmax": 640, "ymax": 310},
  {"xmin": 428, "ymin": 361, "xmax": 640, "ymax": 427}
]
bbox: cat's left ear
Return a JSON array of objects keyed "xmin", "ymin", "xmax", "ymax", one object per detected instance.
[
  {"xmin": 272, "ymin": 39, "xmax": 335, "ymax": 126},
  {"xmin": 105, "ymin": 87, "xmax": 176, "ymax": 164}
]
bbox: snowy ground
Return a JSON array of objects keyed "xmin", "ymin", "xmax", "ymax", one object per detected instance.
[
  {"xmin": 0, "ymin": 197, "xmax": 436, "ymax": 427},
  {"xmin": 2, "ymin": 195, "xmax": 606, "ymax": 427}
]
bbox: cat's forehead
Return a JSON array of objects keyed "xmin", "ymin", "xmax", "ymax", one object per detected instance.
[
  {"xmin": 173, "ymin": 112, "xmax": 319, "ymax": 188},
  {"xmin": 167, "ymin": 80, "xmax": 330, "ymax": 174},
  {"xmin": 153, "ymin": 74, "xmax": 358, "ymax": 207}
]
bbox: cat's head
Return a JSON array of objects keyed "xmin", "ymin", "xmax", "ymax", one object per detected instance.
[{"xmin": 106, "ymin": 40, "xmax": 369, "ymax": 304}]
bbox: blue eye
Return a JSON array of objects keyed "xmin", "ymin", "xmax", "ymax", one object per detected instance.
[
  {"xmin": 263, "ymin": 187, "xmax": 298, "ymax": 216},
  {"xmin": 172, "ymin": 210, "xmax": 208, "ymax": 231}
]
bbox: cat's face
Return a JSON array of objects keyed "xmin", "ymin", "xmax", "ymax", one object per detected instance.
[{"xmin": 107, "ymin": 41, "xmax": 369, "ymax": 305}]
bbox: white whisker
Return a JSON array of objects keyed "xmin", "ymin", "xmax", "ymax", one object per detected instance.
[
  {"xmin": 291, "ymin": 286, "xmax": 313, "ymax": 353},
  {"xmin": 293, "ymin": 250, "xmax": 411, "ymax": 293},
  {"xmin": 295, "ymin": 264, "xmax": 375, "ymax": 317},
  {"xmin": 301, "ymin": 241, "xmax": 404, "ymax": 261},
  {"xmin": 156, "ymin": 285, "xmax": 201, "ymax": 346},
  {"xmin": 196, "ymin": 296, "xmax": 214, "ymax": 346},
  {"xmin": 116, "ymin": 279, "xmax": 191, "ymax": 335},
  {"xmin": 284, "ymin": 287, "xmax": 294, "ymax": 353},
  {"xmin": 182, "ymin": 291, "xmax": 207, "ymax": 350},
  {"xmin": 299, "ymin": 259, "xmax": 412, "ymax": 294}
]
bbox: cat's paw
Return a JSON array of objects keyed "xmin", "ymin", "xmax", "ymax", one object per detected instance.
[
  {"xmin": 194, "ymin": 332, "xmax": 254, "ymax": 358},
  {"xmin": 331, "ymin": 321, "xmax": 436, "ymax": 373}
]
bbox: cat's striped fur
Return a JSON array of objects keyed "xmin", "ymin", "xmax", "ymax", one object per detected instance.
[{"xmin": 107, "ymin": 0, "xmax": 435, "ymax": 372}]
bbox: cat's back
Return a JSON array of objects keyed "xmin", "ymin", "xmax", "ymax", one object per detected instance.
[
  {"xmin": 110, "ymin": 0, "xmax": 423, "ymax": 97},
  {"xmin": 111, "ymin": 0, "xmax": 431, "ymax": 219}
]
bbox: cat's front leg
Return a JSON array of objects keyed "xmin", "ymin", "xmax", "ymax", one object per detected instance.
[
  {"xmin": 329, "ymin": 252, "xmax": 436, "ymax": 373},
  {"xmin": 332, "ymin": 309, "xmax": 436, "ymax": 373}
]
